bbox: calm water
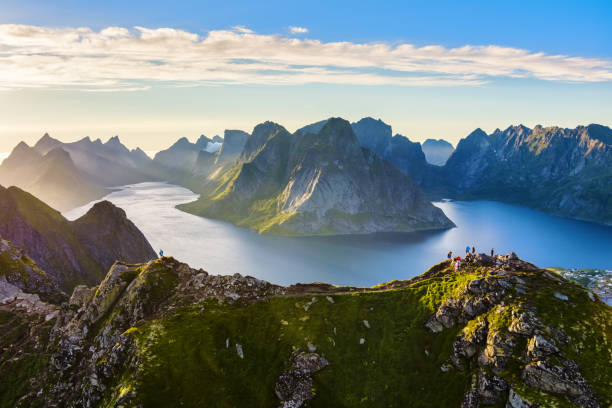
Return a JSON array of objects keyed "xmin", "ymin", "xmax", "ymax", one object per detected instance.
[{"xmin": 64, "ymin": 182, "xmax": 612, "ymax": 287}]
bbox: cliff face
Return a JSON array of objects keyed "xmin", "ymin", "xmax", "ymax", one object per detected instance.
[
  {"xmin": 0, "ymin": 186, "xmax": 156, "ymax": 291},
  {"xmin": 3, "ymin": 254, "xmax": 609, "ymax": 407},
  {"xmin": 180, "ymin": 118, "xmax": 453, "ymax": 235},
  {"xmin": 443, "ymin": 124, "xmax": 612, "ymax": 224}
]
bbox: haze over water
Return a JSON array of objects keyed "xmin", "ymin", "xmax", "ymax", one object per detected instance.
[{"xmin": 65, "ymin": 182, "xmax": 612, "ymax": 287}]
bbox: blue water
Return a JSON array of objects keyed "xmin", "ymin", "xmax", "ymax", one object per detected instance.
[{"xmin": 64, "ymin": 182, "xmax": 612, "ymax": 287}]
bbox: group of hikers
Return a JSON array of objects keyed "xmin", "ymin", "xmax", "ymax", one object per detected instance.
[{"xmin": 447, "ymin": 246, "xmax": 495, "ymax": 271}]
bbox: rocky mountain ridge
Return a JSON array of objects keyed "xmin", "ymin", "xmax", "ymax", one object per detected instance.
[
  {"xmin": 443, "ymin": 124, "xmax": 612, "ymax": 224},
  {"xmin": 1, "ymin": 252, "xmax": 609, "ymax": 407}
]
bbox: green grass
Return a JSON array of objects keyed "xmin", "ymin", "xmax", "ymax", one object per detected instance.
[{"xmin": 122, "ymin": 270, "xmax": 483, "ymax": 408}]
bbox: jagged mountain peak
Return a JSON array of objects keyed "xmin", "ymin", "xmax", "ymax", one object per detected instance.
[{"xmin": 34, "ymin": 132, "xmax": 62, "ymax": 153}]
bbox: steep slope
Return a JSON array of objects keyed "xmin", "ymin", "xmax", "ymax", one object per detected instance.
[
  {"xmin": 180, "ymin": 118, "xmax": 453, "ymax": 235},
  {"xmin": 8, "ymin": 254, "xmax": 609, "ymax": 407},
  {"xmin": 422, "ymin": 138, "xmax": 455, "ymax": 165},
  {"xmin": 0, "ymin": 186, "xmax": 156, "ymax": 291},
  {"xmin": 443, "ymin": 124, "xmax": 612, "ymax": 224}
]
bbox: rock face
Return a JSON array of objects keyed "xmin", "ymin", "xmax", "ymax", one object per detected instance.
[
  {"xmin": 0, "ymin": 134, "xmax": 154, "ymax": 211},
  {"xmin": 275, "ymin": 349, "xmax": 329, "ymax": 408},
  {"xmin": 215, "ymin": 129, "xmax": 250, "ymax": 164},
  {"xmin": 180, "ymin": 118, "xmax": 453, "ymax": 235},
  {"xmin": 0, "ymin": 186, "xmax": 156, "ymax": 291},
  {"xmin": 422, "ymin": 138, "xmax": 455, "ymax": 166},
  {"xmin": 1, "ymin": 254, "xmax": 610, "ymax": 407},
  {"xmin": 442, "ymin": 124, "xmax": 612, "ymax": 224}
]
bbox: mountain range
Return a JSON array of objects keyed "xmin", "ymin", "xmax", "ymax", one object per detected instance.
[
  {"xmin": 443, "ymin": 124, "xmax": 612, "ymax": 224},
  {"xmin": 179, "ymin": 118, "xmax": 453, "ymax": 235},
  {"xmin": 1, "ymin": 118, "xmax": 611, "ymax": 228},
  {"xmin": 0, "ymin": 134, "xmax": 154, "ymax": 211}
]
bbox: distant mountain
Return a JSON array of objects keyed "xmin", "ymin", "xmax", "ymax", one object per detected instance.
[
  {"xmin": 215, "ymin": 129, "xmax": 250, "ymax": 165},
  {"xmin": 153, "ymin": 136, "xmax": 208, "ymax": 172},
  {"xmin": 153, "ymin": 131, "xmax": 249, "ymax": 182},
  {"xmin": 443, "ymin": 124, "xmax": 612, "ymax": 224},
  {"xmin": 422, "ymin": 139, "xmax": 454, "ymax": 166},
  {"xmin": 0, "ymin": 144, "xmax": 108, "ymax": 211},
  {"xmin": 350, "ymin": 117, "xmax": 434, "ymax": 185},
  {"xmin": 0, "ymin": 185, "xmax": 157, "ymax": 291},
  {"xmin": 0, "ymin": 133, "xmax": 156, "ymax": 211},
  {"xmin": 179, "ymin": 118, "xmax": 453, "ymax": 235}
]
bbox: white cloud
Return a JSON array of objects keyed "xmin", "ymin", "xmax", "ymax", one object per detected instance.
[
  {"xmin": 0, "ymin": 23, "xmax": 611, "ymax": 91},
  {"xmin": 289, "ymin": 26, "xmax": 308, "ymax": 34}
]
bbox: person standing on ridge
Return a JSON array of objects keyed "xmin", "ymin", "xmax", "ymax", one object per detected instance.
[
  {"xmin": 472, "ymin": 246, "xmax": 476, "ymax": 255},
  {"xmin": 447, "ymin": 250, "xmax": 452, "ymax": 260},
  {"xmin": 491, "ymin": 248, "xmax": 494, "ymax": 257},
  {"xmin": 465, "ymin": 245, "xmax": 470, "ymax": 255},
  {"xmin": 159, "ymin": 249, "xmax": 164, "ymax": 258}
]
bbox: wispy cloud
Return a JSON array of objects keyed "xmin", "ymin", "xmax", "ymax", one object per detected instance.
[
  {"xmin": 289, "ymin": 26, "xmax": 308, "ymax": 34},
  {"xmin": 0, "ymin": 24, "xmax": 611, "ymax": 91}
]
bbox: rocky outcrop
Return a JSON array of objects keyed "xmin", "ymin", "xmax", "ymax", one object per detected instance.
[
  {"xmin": 427, "ymin": 253, "xmax": 604, "ymax": 408},
  {"xmin": 275, "ymin": 348, "xmax": 329, "ymax": 408}
]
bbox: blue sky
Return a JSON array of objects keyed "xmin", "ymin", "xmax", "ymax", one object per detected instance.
[{"xmin": 0, "ymin": 0, "xmax": 611, "ymax": 151}]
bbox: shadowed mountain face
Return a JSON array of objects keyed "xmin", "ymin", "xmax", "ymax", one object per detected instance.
[
  {"xmin": 350, "ymin": 117, "xmax": 434, "ymax": 185},
  {"xmin": 153, "ymin": 135, "xmax": 216, "ymax": 174},
  {"xmin": 179, "ymin": 118, "xmax": 453, "ymax": 235},
  {"xmin": 0, "ymin": 134, "xmax": 155, "ymax": 211},
  {"xmin": 443, "ymin": 124, "xmax": 612, "ymax": 224},
  {"xmin": 0, "ymin": 185, "xmax": 157, "ymax": 291},
  {"xmin": 422, "ymin": 139, "xmax": 454, "ymax": 165}
]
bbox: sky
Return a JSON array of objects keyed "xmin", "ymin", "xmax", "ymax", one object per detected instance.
[{"xmin": 0, "ymin": 0, "xmax": 611, "ymax": 152}]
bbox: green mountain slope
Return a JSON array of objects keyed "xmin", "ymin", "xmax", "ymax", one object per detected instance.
[{"xmin": 6, "ymin": 253, "xmax": 608, "ymax": 407}]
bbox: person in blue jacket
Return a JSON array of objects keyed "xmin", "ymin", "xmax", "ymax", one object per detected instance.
[
  {"xmin": 159, "ymin": 249, "xmax": 164, "ymax": 258},
  {"xmin": 465, "ymin": 245, "xmax": 470, "ymax": 255}
]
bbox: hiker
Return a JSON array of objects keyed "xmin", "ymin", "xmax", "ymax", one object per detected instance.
[
  {"xmin": 471, "ymin": 246, "xmax": 475, "ymax": 255},
  {"xmin": 491, "ymin": 248, "xmax": 494, "ymax": 257},
  {"xmin": 454, "ymin": 256, "xmax": 462, "ymax": 272},
  {"xmin": 159, "ymin": 249, "xmax": 164, "ymax": 258},
  {"xmin": 447, "ymin": 250, "xmax": 452, "ymax": 260},
  {"xmin": 465, "ymin": 245, "xmax": 470, "ymax": 255}
]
